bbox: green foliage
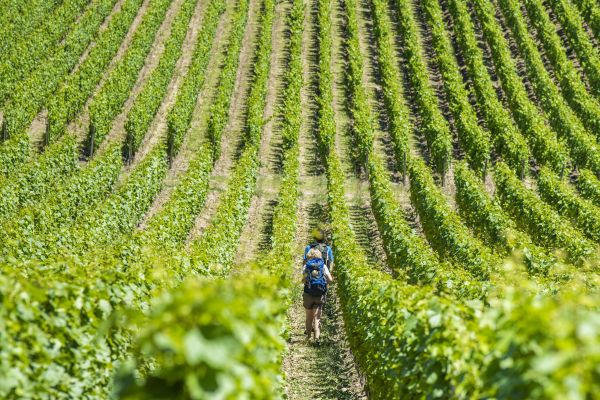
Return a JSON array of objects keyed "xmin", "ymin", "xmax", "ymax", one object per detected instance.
[
  {"xmin": 189, "ymin": 146, "xmax": 258, "ymax": 276},
  {"xmin": 166, "ymin": 0, "xmax": 229, "ymax": 159},
  {"xmin": 472, "ymin": 0, "xmax": 567, "ymax": 172},
  {"xmin": 538, "ymin": 167, "xmax": 600, "ymax": 244},
  {"xmin": 114, "ymin": 273, "xmax": 287, "ymax": 399},
  {"xmin": 31, "ymin": 145, "xmax": 167, "ymax": 260},
  {"xmin": 316, "ymin": 0, "xmax": 336, "ymax": 151},
  {"xmin": 244, "ymin": 0, "xmax": 275, "ymax": 146},
  {"xmin": 48, "ymin": 0, "xmax": 145, "ymax": 141},
  {"xmin": 422, "ymin": 0, "xmax": 491, "ymax": 171},
  {"xmin": 189, "ymin": 0, "xmax": 274, "ymax": 276},
  {"xmin": 547, "ymin": 0, "xmax": 600, "ymax": 99},
  {"xmin": 88, "ymin": 0, "xmax": 174, "ymax": 151},
  {"xmin": 343, "ymin": 0, "xmax": 375, "ymax": 166},
  {"xmin": 323, "ymin": 145, "xmax": 480, "ymax": 397},
  {"xmin": 205, "ymin": 0, "xmax": 250, "ymax": 160},
  {"xmin": 577, "ymin": 168, "xmax": 600, "ymax": 206},
  {"xmin": 279, "ymin": 0, "xmax": 304, "ymax": 149},
  {"xmin": 409, "ymin": 157, "xmax": 501, "ymax": 278},
  {"xmin": 498, "ymin": 0, "xmax": 600, "ymax": 174},
  {"xmin": 369, "ymin": 0, "xmax": 411, "ymax": 167},
  {"xmin": 446, "ymin": 0, "xmax": 528, "ymax": 173},
  {"xmin": 454, "ymin": 161, "xmax": 556, "ymax": 277},
  {"xmin": 267, "ymin": 0, "xmax": 303, "ymax": 274},
  {"xmin": 123, "ymin": 144, "xmax": 213, "ymax": 259},
  {"xmin": 571, "ymin": 0, "xmax": 600, "ymax": 44},
  {"xmin": 0, "ymin": 0, "xmax": 62, "ymax": 59},
  {"xmin": 0, "ymin": 252, "xmax": 160, "ymax": 399},
  {"xmin": 0, "ymin": 135, "xmax": 78, "ymax": 223},
  {"xmin": 494, "ymin": 161, "xmax": 597, "ymax": 262},
  {"xmin": 0, "ymin": 0, "xmax": 90, "ymax": 105},
  {"xmin": 1, "ymin": 143, "xmax": 123, "ymax": 257},
  {"xmin": 4, "ymin": 0, "xmax": 119, "ymax": 136},
  {"xmin": 369, "ymin": 154, "xmax": 485, "ymax": 298},
  {"xmin": 0, "ymin": 133, "xmax": 30, "ymax": 179},
  {"xmin": 126, "ymin": 0, "xmax": 199, "ymax": 153},
  {"xmin": 522, "ymin": 0, "xmax": 600, "ymax": 142},
  {"xmin": 392, "ymin": 0, "xmax": 453, "ymax": 174}
]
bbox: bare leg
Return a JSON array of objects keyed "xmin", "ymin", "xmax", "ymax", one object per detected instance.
[
  {"xmin": 305, "ymin": 308, "xmax": 315, "ymax": 339},
  {"xmin": 314, "ymin": 307, "xmax": 323, "ymax": 339}
]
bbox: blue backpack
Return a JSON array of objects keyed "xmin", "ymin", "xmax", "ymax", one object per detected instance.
[{"xmin": 305, "ymin": 258, "xmax": 327, "ymax": 296}]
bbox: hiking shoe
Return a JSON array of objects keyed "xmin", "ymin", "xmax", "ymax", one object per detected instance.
[{"xmin": 315, "ymin": 338, "xmax": 321, "ymax": 346}]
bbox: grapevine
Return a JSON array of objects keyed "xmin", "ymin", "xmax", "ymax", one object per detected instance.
[
  {"xmin": 47, "ymin": 0, "xmax": 145, "ymax": 141},
  {"xmin": 538, "ymin": 167, "xmax": 600, "ymax": 243},
  {"xmin": 546, "ymin": 0, "xmax": 600, "ymax": 99},
  {"xmin": 369, "ymin": 0, "xmax": 411, "ymax": 169},
  {"xmin": 205, "ymin": 0, "xmax": 251, "ymax": 160},
  {"xmin": 125, "ymin": 0, "xmax": 221, "ymax": 155},
  {"xmin": 4, "ymin": 0, "xmax": 119, "ymax": 136},
  {"xmin": 88, "ymin": 0, "xmax": 174, "ymax": 152},
  {"xmin": 409, "ymin": 157, "xmax": 501, "ymax": 279},
  {"xmin": 342, "ymin": 0, "xmax": 375, "ymax": 166},
  {"xmin": 498, "ymin": 0, "xmax": 600, "ymax": 174},
  {"xmin": 446, "ymin": 0, "xmax": 528, "ymax": 173},
  {"xmin": 493, "ymin": 161, "xmax": 596, "ymax": 262},
  {"xmin": 422, "ymin": 0, "xmax": 491, "ymax": 171},
  {"xmin": 521, "ymin": 0, "xmax": 600, "ymax": 141},
  {"xmin": 472, "ymin": 0, "xmax": 567, "ymax": 172},
  {"xmin": 392, "ymin": 0, "xmax": 453, "ymax": 174}
]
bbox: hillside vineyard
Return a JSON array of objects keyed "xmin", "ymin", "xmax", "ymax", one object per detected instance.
[{"xmin": 3, "ymin": 0, "xmax": 600, "ymax": 397}]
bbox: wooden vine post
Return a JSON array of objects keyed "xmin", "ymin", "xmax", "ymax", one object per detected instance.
[
  {"xmin": 212, "ymin": 134, "xmax": 216, "ymax": 167},
  {"xmin": 441, "ymin": 153, "xmax": 447, "ymax": 187},
  {"xmin": 365, "ymin": 150, "xmax": 369, "ymax": 181},
  {"xmin": 520, "ymin": 158, "xmax": 525, "ymax": 181},
  {"xmin": 89, "ymin": 125, "xmax": 95, "ymax": 159},
  {"xmin": 483, "ymin": 158, "xmax": 488, "ymax": 183},
  {"xmin": 560, "ymin": 162, "xmax": 565, "ymax": 179},
  {"xmin": 403, "ymin": 151, "xmax": 407, "ymax": 185},
  {"xmin": 2, "ymin": 120, "xmax": 6, "ymax": 142},
  {"xmin": 129, "ymin": 133, "xmax": 133, "ymax": 165},
  {"xmin": 169, "ymin": 133, "xmax": 174, "ymax": 168}
]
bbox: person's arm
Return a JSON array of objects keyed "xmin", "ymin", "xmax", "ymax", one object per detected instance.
[{"xmin": 326, "ymin": 273, "xmax": 333, "ymax": 284}]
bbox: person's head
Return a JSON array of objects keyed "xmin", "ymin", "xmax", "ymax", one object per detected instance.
[
  {"xmin": 313, "ymin": 228, "xmax": 326, "ymax": 244},
  {"xmin": 306, "ymin": 248, "xmax": 322, "ymax": 260}
]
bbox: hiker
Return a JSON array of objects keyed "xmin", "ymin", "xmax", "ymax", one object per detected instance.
[
  {"xmin": 303, "ymin": 228, "xmax": 334, "ymax": 272},
  {"xmin": 302, "ymin": 247, "xmax": 333, "ymax": 344}
]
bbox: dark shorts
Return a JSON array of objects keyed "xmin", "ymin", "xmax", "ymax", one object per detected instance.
[{"xmin": 303, "ymin": 291, "xmax": 326, "ymax": 310}]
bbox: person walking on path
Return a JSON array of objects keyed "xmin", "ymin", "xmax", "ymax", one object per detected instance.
[
  {"xmin": 302, "ymin": 247, "xmax": 333, "ymax": 345},
  {"xmin": 303, "ymin": 228, "xmax": 334, "ymax": 272}
]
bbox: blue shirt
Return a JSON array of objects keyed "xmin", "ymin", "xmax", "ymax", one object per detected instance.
[{"xmin": 303, "ymin": 245, "xmax": 334, "ymax": 263}]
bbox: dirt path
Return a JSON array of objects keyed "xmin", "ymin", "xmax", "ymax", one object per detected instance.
[
  {"xmin": 281, "ymin": 1, "xmax": 367, "ymax": 397},
  {"xmin": 138, "ymin": 0, "xmax": 236, "ymax": 229},
  {"xmin": 186, "ymin": 0, "xmax": 261, "ymax": 245},
  {"xmin": 232, "ymin": 0, "xmax": 291, "ymax": 267}
]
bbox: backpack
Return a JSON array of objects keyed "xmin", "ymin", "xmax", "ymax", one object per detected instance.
[
  {"xmin": 304, "ymin": 258, "xmax": 327, "ymax": 296},
  {"xmin": 309, "ymin": 243, "xmax": 331, "ymax": 269}
]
